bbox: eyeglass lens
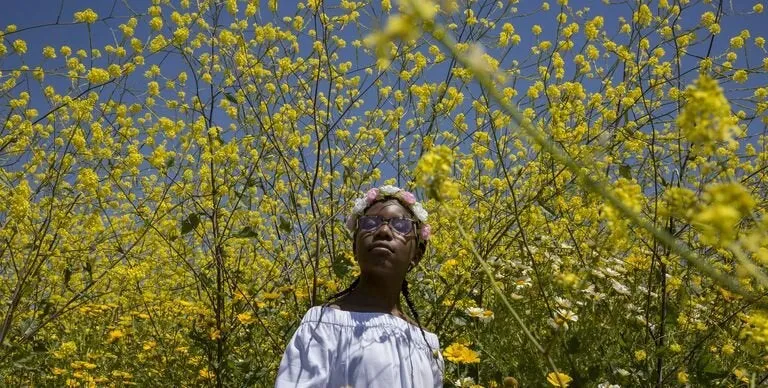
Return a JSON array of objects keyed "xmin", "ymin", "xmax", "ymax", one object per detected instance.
[{"xmin": 358, "ymin": 216, "xmax": 413, "ymax": 235}]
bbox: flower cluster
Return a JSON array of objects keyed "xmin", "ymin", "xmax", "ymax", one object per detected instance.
[
  {"xmin": 346, "ymin": 185, "xmax": 431, "ymax": 240},
  {"xmin": 414, "ymin": 145, "xmax": 460, "ymax": 201},
  {"xmin": 74, "ymin": 8, "xmax": 99, "ymax": 24},
  {"xmin": 676, "ymin": 74, "xmax": 737, "ymax": 147},
  {"xmin": 693, "ymin": 182, "xmax": 755, "ymax": 244},
  {"xmin": 742, "ymin": 311, "xmax": 768, "ymax": 350}
]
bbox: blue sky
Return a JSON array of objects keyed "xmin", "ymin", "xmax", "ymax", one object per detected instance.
[
  {"xmin": 2, "ymin": 0, "xmax": 767, "ymax": 186},
  {"xmin": 4, "ymin": 0, "xmax": 765, "ymax": 119},
  {"xmin": 4, "ymin": 0, "xmax": 765, "ymax": 101}
]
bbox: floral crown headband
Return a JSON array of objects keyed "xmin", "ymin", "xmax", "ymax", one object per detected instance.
[{"xmin": 346, "ymin": 185, "xmax": 431, "ymax": 241}]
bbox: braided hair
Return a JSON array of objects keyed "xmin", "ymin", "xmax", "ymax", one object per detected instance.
[{"xmin": 323, "ymin": 276, "xmax": 359, "ymax": 303}]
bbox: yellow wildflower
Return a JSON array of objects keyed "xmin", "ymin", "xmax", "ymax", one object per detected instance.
[
  {"xmin": 142, "ymin": 341, "xmax": 157, "ymax": 351},
  {"xmin": 742, "ymin": 311, "xmax": 768, "ymax": 348},
  {"xmin": 42, "ymin": 46, "xmax": 56, "ymax": 58},
  {"xmin": 676, "ymin": 74, "xmax": 736, "ymax": 146},
  {"xmin": 443, "ymin": 342, "xmax": 480, "ymax": 364},
  {"xmin": 87, "ymin": 67, "xmax": 110, "ymax": 84},
  {"xmin": 237, "ymin": 312, "xmax": 255, "ymax": 325},
  {"xmin": 733, "ymin": 368, "xmax": 750, "ymax": 383},
  {"xmin": 74, "ymin": 8, "xmax": 99, "ymax": 23},
  {"xmin": 733, "ymin": 69, "xmax": 748, "ymax": 83},
  {"xmin": 414, "ymin": 145, "xmax": 458, "ymax": 201},
  {"xmin": 546, "ymin": 372, "xmax": 572, "ymax": 387},
  {"xmin": 149, "ymin": 34, "xmax": 167, "ymax": 53},
  {"xmin": 107, "ymin": 329, "xmax": 124, "ymax": 343},
  {"xmin": 730, "ymin": 36, "xmax": 745, "ymax": 49},
  {"xmin": 633, "ymin": 4, "xmax": 652, "ymax": 27},
  {"xmin": 12, "ymin": 39, "xmax": 27, "ymax": 54},
  {"xmin": 149, "ymin": 16, "xmax": 163, "ymax": 31},
  {"xmin": 51, "ymin": 367, "xmax": 67, "ymax": 375},
  {"xmin": 693, "ymin": 182, "xmax": 755, "ymax": 244}
]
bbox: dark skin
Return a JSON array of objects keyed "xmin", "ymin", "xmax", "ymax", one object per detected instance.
[{"xmin": 327, "ymin": 199, "xmax": 425, "ymax": 324}]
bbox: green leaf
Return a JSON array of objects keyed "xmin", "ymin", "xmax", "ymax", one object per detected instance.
[
  {"xmin": 343, "ymin": 165, "xmax": 353, "ymax": 184},
  {"xmin": 695, "ymin": 352, "xmax": 727, "ymax": 378},
  {"xmin": 181, "ymin": 213, "xmax": 201, "ymax": 235},
  {"xmin": 63, "ymin": 266, "xmax": 72, "ymax": 288},
  {"xmin": 224, "ymin": 92, "xmax": 238, "ymax": 104},
  {"xmin": 619, "ymin": 164, "xmax": 631, "ymax": 179},
  {"xmin": 83, "ymin": 262, "xmax": 93, "ymax": 285},
  {"xmin": 566, "ymin": 336, "xmax": 580, "ymax": 353},
  {"xmin": 278, "ymin": 216, "xmax": 292, "ymax": 233},
  {"xmin": 234, "ymin": 226, "xmax": 258, "ymax": 238},
  {"xmin": 332, "ymin": 255, "xmax": 350, "ymax": 278}
]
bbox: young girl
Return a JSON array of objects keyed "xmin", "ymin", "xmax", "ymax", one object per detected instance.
[{"xmin": 275, "ymin": 185, "xmax": 444, "ymax": 387}]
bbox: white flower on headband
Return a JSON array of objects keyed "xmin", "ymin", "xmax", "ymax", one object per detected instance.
[
  {"xmin": 379, "ymin": 185, "xmax": 400, "ymax": 195},
  {"xmin": 346, "ymin": 185, "xmax": 431, "ymax": 240},
  {"xmin": 411, "ymin": 202, "xmax": 428, "ymax": 222},
  {"xmin": 352, "ymin": 198, "xmax": 368, "ymax": 215}
]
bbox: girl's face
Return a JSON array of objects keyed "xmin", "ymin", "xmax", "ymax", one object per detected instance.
[{"xmin": 354, "ymin": 199, "xmax": 419, "ymax": 280}]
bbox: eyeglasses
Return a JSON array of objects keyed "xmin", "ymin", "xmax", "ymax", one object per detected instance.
[{"xmin": 357, "ymin": 215, "xmax": 416, "ymax": 236}]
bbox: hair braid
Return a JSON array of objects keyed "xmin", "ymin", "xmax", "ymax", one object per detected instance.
[
  {"xmin": 322, "ymin": 276, "xmax": 359, "ymax": 306},
  {"xmin": 401, "ymin": 279, "xmax": 438, "ymax": 361}
]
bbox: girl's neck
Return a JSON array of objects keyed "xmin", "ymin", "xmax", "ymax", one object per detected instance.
[{"xmin": 340, "ymin": 275, "xmax": 403, "ymax": 315}]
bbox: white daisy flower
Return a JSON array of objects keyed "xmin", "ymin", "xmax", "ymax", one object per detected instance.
[
  {"xmin": 611, "ymin": 279, "xmax": 631, "ymax": 296},
  {"xmin": 479, "ymin": 310, "xmax": 494, "ymax": 323},
  {"xmin": 554, "ymin": 296, "xmax": 572, "ymax": 308},
  {"xmin": 465, "ymin": 307, "xmax": 484, "ymax": 317}
]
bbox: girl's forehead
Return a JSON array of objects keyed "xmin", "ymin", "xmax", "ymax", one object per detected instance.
[{"xmin": 364, "ymin": 199, "xmax": 410, "ymax": 217}]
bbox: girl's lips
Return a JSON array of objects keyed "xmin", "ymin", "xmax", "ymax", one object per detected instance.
[
  {"xmin": 369, "ymin": 243, "xmax": 393, "ymax": 253},
  {"xmin": 371, "ymin": 246, "xmax": 393, "ymax": 254}
]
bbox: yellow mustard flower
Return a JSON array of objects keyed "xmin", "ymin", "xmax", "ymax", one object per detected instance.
[{"xmin": 73, "ymin": 8, "xmax": 99, "ymax": 23}]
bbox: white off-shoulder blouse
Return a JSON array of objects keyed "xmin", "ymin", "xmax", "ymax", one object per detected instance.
[{"xmin": 275, "ymin": 305, "xmax": 444, "ymax": 388}]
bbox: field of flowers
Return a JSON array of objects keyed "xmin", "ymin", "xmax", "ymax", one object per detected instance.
[{"xmin": 1, "ymin": 0, "xmax": 767, "ymax": 386}]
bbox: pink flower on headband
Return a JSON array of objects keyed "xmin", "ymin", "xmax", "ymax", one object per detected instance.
[
  {"xmin": 400, "ymin": 191, "xmax": 416, "ymax": 205},
  {"xmin": 365, "ymin": 188, "xmax": 379, "ymax": 203},
  {"xmin": 420, "ymin": 224, "xmax": 432, "ymax": 241}
]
